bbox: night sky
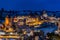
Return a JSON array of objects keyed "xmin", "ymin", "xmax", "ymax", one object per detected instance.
[{"xmin": 0, "ymin": 0, "xmax": 60, "ymax": 11}]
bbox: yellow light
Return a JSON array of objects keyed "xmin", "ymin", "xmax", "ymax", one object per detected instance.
[{"xmin": 4, "ymin": 16, "xmax": 10, "ymax": 26}]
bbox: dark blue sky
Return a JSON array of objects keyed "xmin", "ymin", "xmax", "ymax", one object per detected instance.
[{"xmin": 0, "ymin": 0, "xmax": 60, "ymax": 11}]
